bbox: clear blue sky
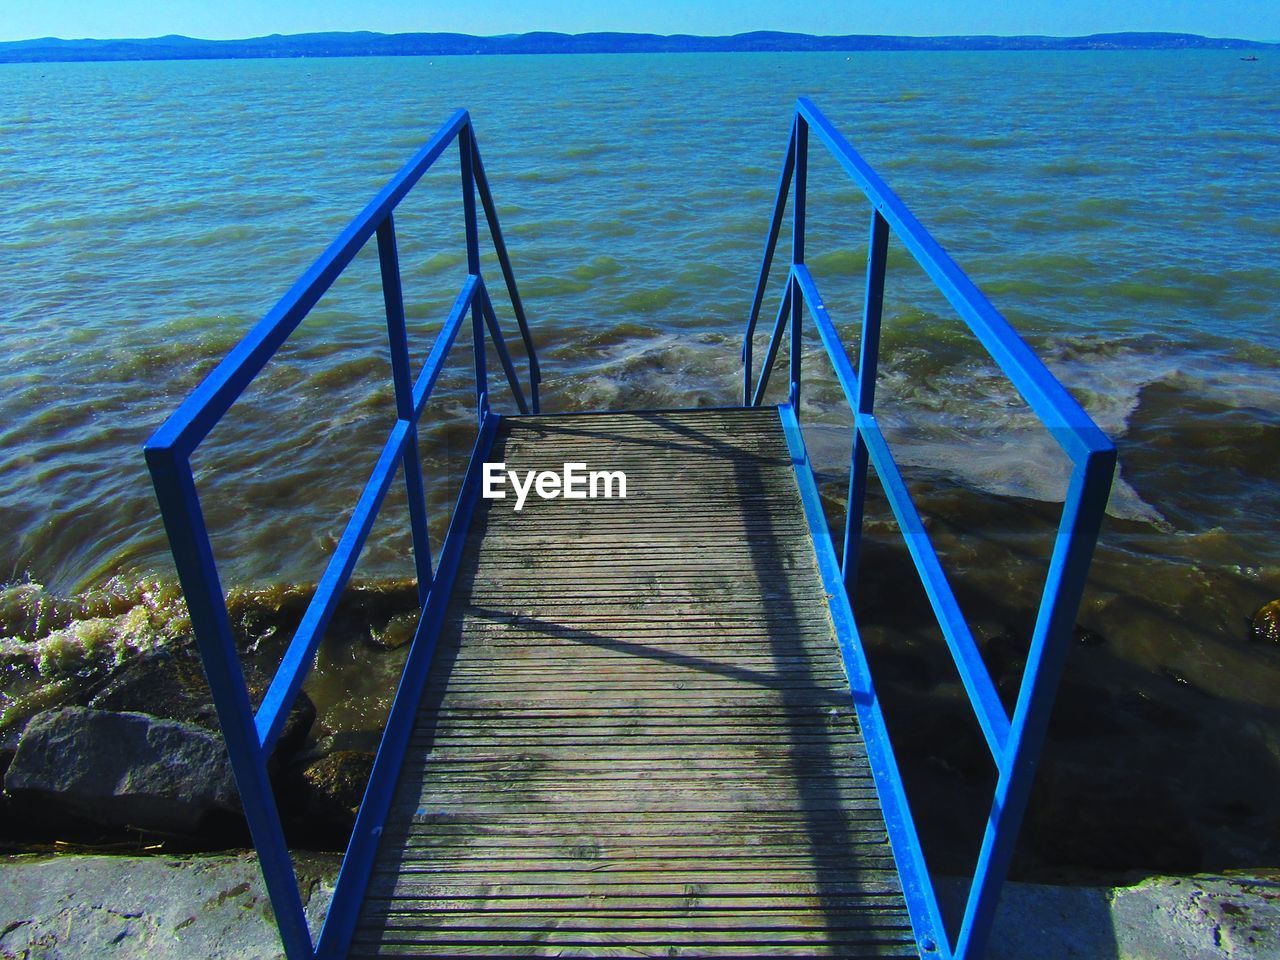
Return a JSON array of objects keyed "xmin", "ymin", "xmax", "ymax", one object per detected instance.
[{"xmin": 1, "ymin": 0, "xmax": 1275, "ymax": 44}]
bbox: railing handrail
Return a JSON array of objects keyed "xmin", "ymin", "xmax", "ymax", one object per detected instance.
[
  {"xmin": 796, "ymin": 97, "xmax": 1109, "ymax": 459},
  {"xmin": 143, "ymin": 110, "xmax": 538, "ymax": 960},
  {"xmin": 148, "ymin": 110, "xmax": 538, "ymax": 463},
  {"xmin": 742, "ymin": 98, "xmax": 1116, "ymax": 960},
  {"xmin": 792, "ymin": 261, "xmax": 1013, "ymax": 758},
  {"xmin": 745, "ymin": 99, "xmax": 1110, "ymax": 463}
]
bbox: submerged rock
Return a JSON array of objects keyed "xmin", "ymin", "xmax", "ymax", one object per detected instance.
[
  {"xmin": 0, "ymin": 718, "xmax": 26, "ymax": 780},
  {"xmin": 298, "ymin": 750, "xmax": 375, "ymax": 832},
  {"xmin": 1250, "ymin": 599, "xmax": 1280, "ymax": 644},
  {"xmin": 1027, "ymin": 760, "xmax": 1203, "ymax": 873},
  {"xmin": 275, "ymin": 733, "xmax": 380, "ymax": 846},
  {"xmin": 4, "ymin": 707, "xmax": 240, "ymax": 834},
  {"xmin": 88, "ymin": 645, "xmax": 219, "ymax": 727},
  {"xmin": 1046, "ymin": 680, "xmax": 1115, "ymax": 741},
  {"xmin": 367, "ymin": 610, "xmax": 418, "ymax": 650},
  {"xmin": 88, "ymin": 643, "xmax": 315, "ymax": 758},
  {"xmin": 1073, "ymin": 625, "xmax": 1106, "ymax": 647},
  {"xmin": 224, "ymin": 578, "xmax": 420, "ymax": 653}
]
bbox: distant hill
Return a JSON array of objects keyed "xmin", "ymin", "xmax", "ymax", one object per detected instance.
[{"xmin": 0, "ymin": 30, "xmax": 1274, "ymax": 64}]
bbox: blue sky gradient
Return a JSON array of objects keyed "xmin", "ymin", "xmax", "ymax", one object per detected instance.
[{"xmin": 2, "ymin": 0, "xmax": 1276, "ymax": 44}]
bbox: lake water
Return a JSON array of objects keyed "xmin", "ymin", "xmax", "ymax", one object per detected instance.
[{"xmin": 1, "ymin": 53, "xmax": 1278, "ymax": 843}]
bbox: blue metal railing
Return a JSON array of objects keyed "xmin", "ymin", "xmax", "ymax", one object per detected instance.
[
  {"xmin": 743, "ymin": 98, "xmax": 1116, "ymax": 959},
  {"xmin": 146, "ymin": 99, "xmax": 1114, "ymax": 960},
  {"xmin": 144, "ymin": 110, "xmax": 538, "ymax": 960}
]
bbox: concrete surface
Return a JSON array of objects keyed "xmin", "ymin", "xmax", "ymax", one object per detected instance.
[
  {"xmin": 0, "ymin": 853, "xmax": 1276, "ymax": 958},
  {"xmin": 961, "ymin": 873, "xmax": 1280, "ymax": 959},
  {"xmin": 0, "ymin": 853, "xmax": 335, "ymax": 960}
]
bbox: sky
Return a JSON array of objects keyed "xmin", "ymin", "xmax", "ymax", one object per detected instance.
[{"xmin": 0, "ymin": 0, "xmax": 1275, "ymax": 44}]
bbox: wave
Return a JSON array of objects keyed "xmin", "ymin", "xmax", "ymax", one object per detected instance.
[
  {"xmin": 409, "ymin": 249, "xmax": 467, "ymax": 277},
  {"xmin": 617, "ymin": 286, "xmax": 680, "ymax": 313},
  {"xmin": 528, "ymin": 328, "xmax": 1253, "ymax": 533},
  {"xmin": 185, "ymin": 223, "xmax": 260, "ymax": 248},
  {"xmin": 305, "ymin": 355, "xmax": 387, "ymax": 391},
  {"xmin": 0, "ymin": 576, "xmax": 422, "ymax": 736},
  {"xmin": 1036, "ymin": 157, "xmax": 1113, "ymax": 177},
  {"xmin": 512, "ymin": 167, "xmax": 581, "ymax": 184},
  {"xmin": 807, "ymin": 248, "xmax": 865, "ymax": 278},
  {"xmin": 561, "ymin": 144, "xmax": 612, "ymax": 160},
  {"xmin": 522, "ymin": 275, "xmax": 593, "ymax": 298},
  {"xmin": 588, "ymin": 219, "xmax": 639, "ymax": 238},
  {"xmin": 569, "ymin": 255, "xmax": 624, "ymax": 281}
]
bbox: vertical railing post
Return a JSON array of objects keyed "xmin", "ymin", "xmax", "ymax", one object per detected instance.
[
  {"xmin": 470, "ymin": 139, "xmax": 541, "ymax": 414},
  {"xmin": 459, "ymin": 122, "xmax": 487, "ymax": 423},
  {"xmin": 377, "ymin": 214, "xmax": 434, "ymax": 604},
  {"xmin": 953, "ymin": 452, "xmax": 1115, "ymax": 960},
  {"xmin": 841, "ymin": 209, "xmax": 889, "ymax": 589},
  {"xmin": 143, "ymin": 451, "xmax": 313, "ymax": 960},
  {"xmin": 789, "ymin": 114, "xmax": 808, "ymax": 413},
  {"xmin": 743, "ymin": 119, "xmax": 798, "ymax": 406}
]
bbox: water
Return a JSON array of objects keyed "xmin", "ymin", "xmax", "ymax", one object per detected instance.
[{"xmin": 1, "ymin": 54, "xmax": 1278, "ymax": 851}]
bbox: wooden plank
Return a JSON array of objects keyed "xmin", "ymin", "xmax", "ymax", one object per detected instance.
[
  {"xmin": 353, "ymin": 409, "xmax": 914, "ymax": 959},
  {"xmin": 349, "ymin": 945, "xmax": 918, "ymax": 959}
]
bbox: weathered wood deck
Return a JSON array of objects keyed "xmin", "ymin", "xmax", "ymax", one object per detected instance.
[{"xmin": 352, "ymin": 408, "xmax": 916, "ymax": 958}]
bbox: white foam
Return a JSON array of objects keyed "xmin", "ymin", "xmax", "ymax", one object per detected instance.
[{"xmin": 555, "ymin": 333, "xmax": 1278, "ymax": 530}]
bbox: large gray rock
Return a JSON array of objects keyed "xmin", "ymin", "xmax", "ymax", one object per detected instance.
[
  {"xmin": 4, "ymin": 707, "xmax": 240, "ymax": 834},
  {"xmin": 88, "ymin": 644, "xmax": 316, "ymax": 760}
]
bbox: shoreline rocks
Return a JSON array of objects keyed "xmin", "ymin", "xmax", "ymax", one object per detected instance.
[
  {"xmin": 0, "ymin": 574, "xmax": 439, "ymax": 853},
  {"xmin": 5, "ymin": 708, "xmax": 240, "ymax": 835},
  {"xmin": 2, "ymin": 577, "xmax": 1278, "ymax": 879},
  {"xmin": 86, "ymin": 644, "xmax": 317, "ymax": 760},
  {"xmin": 0, "ymin": 640, "xmax": 352, "ymax": 850}
]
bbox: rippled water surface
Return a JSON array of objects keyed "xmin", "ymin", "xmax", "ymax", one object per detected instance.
[{"xmin": 1, "ymin": 52, "xmax": 1278, "ymax": 741}]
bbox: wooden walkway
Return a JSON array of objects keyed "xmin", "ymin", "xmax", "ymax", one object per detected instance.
[{"xmin": 352, "ymin": 408, "xmax": 916, "ymax": 958}]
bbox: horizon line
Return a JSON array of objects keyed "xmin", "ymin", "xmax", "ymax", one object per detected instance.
[
  {"xmin": 7, "ymin": 28, "xmax": 1279, "ymax": 44},
  {"xmin": 1, "ymin": 29, "xmax": 1274, "ymax": 64}
]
